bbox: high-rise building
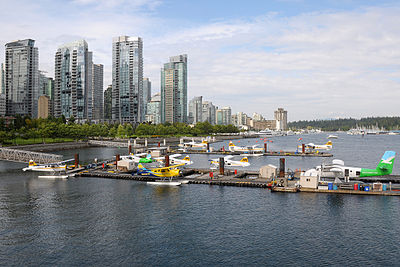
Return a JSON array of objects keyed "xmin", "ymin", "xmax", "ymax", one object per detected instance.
[
  {"xmin": 91, "ymin": 63, "xmax": 104, "ymax": 121},
  {"xmin": 188, "ymin": 96, "xmax": 202, "ymax": 124},
  {"xmin": 54, "ymin": 40, "xmax": 92, "ymax": 121},
  {"xmin": 112, "ymin": 36, "xmax": 143, "ymax": 124},
  {"xmin": 5, "ymin": 39, "xmax": 39, "ymax": 117},
  {"xmin": 161, "ymin": 54, "xmax": 187, "ymax": 123},
  {"xmin": 0, "ymin": 63, "xmax": 5, "ymax": 95},
  {"xmin": 202, "ymin": 101, "xmax": 216, "ymax": 125},
  {"xmin": 253, "ymin": 112, "xmax": 264, "ymax": 122},
  {"xmin": 0, "ymin": 94, "xmax": 6, "ymax": 116},
  {"xmin": 274, "ymin": 108, "xmax": 288, "ymax": 130},
  {"xmin": 216, "ymin": 106, "xmax": 232, "ymax": 125},
  {"xmin": 104, "ymin": 85, "xmax": 112, "ymax": 120},
  {"xmin": 146, "ymin": 93, "xmax": 161, "ymax": 124},
  {"xmin": 143, "ymin": 77, "xmax": 151, "ymax": 121},
  {"xmin": 38, "ymin": 95, "xmax": 50, "ymax": 119},
  {"xmin": 38, "ymin": 71, "xmax": 54, "ymax": 117}
]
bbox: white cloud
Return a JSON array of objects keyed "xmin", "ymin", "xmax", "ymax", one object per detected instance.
[{"xmin": 0, "ymin": 2, "xmax": 399, "ymax": 121}]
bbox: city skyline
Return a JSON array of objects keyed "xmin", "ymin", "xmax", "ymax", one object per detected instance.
[{"xmin": 1, "ymin": 0, "xmax": 400, "ymax": 121}]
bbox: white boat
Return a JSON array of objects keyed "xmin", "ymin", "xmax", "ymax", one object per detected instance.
[
  {"xmin": 147, "ymin": 181, "xmax": 182, "ymax": 186},
  {"xmin": 38, "ymin": 175, "xmax": 69, "ymax": 179},
  {"xmin": 180, "ymin": 180, "xmax": 189, "ymax": 184},
  {"xmin": 327, "ymin": 134, "xmax": 338, "ymax": 139}
]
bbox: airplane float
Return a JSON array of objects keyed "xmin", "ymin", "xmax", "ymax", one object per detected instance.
[
  {"xmin": 303, "ymin": 151, "xmax": 396, "ymax": 179},
  {"xmin": 228, "ymin": 141, "xmax": 264, "ymax": 153},
  {"xmin": 298, "ymin": 141, "xmax": 332, "ymax": 151},
  {"xmin": 210, "ymin": 156, "xmax": 250, "ymax": 167}
]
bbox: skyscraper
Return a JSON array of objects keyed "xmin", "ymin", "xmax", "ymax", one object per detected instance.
[
  {"xmin": 202, "ymin": 101, "xmax": 216, "ymax": 125},
  {"xmin": 146, "ymin": 93, "xmax": 161, "ymax": 124},
  {"xmin": 142, "ymin": 77, "xmax": 151, "ymax": 121},
  {"xmin": 274, "ymin": 108, "xmax": 288, "ymax": 130},
  {"xmin": 104, "ymin": 85, "xmax": 112, "ymax": 120},
  {"xmin": 188, "ymin": 96, "xmax": 202, "ymax": 124},
  {"xmin": 161, "ymin": 54, "xmax": 187, "ymax": 123},
  {"xmin": 91, "ymin": 63, "xmax": 104, "ymax": 121},
  {"xmin": 216, "ymin": 107, "xmax": 232, "ymax": 125},
  {"xmin": 112, "ymin": 36, "xmax": 143, "ymax": 124},
  {"xmin": 54, "ymin": 40, "xmax": 92, "ymax": 120},
  {"xmin": 0, "ymin": 63, "xmax": 5, "ymax": 95},
  {"xmin": 5, "ymin": 39, "xmax": 39, "ymax": 117}
]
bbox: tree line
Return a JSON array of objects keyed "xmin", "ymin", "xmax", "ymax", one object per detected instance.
[
  {"xmin": 0, "ymin": 115, "xmax": 239, "ymax": 145},
  {"xmin": 288, "ymin": 117, "xmax": 400, "ymax": 131}
]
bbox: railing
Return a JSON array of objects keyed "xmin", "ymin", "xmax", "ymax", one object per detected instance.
[{"xmin": 0, "ymin": 147, "xmax": 63, "ymax": 164}]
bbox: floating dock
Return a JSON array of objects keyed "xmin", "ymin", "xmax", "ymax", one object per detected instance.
[{"xmin": 74, "ymin": 169, "xmax": 400, "ymax": 195}]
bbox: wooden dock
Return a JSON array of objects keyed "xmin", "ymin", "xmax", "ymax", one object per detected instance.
[{"xmin": 179, "ymin": 150, "xmax": 332, "ymax": 157}]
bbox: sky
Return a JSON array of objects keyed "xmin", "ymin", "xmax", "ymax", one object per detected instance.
[{"xmin": 0, "ymin": 0, "xmax": 400, "ymax": 121}]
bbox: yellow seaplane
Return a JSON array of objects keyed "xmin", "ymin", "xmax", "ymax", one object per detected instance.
[{"xmin": 138, "ymin": 163, "xmax": 186, "ymax": 186}]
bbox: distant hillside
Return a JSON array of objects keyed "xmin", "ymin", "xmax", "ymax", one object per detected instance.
[{"xmin": 288, "ymin": 117, "xmax": 400, "ymax": 131}]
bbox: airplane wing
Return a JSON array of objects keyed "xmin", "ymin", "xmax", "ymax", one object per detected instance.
[
  {"xmin": 224, "ymin": 155, "xmax": 234, "ymax": 160},
  {"xmin": 159, "ymin": 163, "xmax": 185, "ymax": 170},
  {"xmin": 169, "ymin": 154, "xmax": 182, "ymax": 158},
  {"xmin": 329, "ymin": 167, "xmax": 343, "ymax": 173},
  {"xmin": 57, "ymin": 158, "xmax": 75, "ymax": 164}
]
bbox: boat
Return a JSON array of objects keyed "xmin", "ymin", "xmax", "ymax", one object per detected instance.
[
  {"xmin": 147, "ymin": 181, "xmax": 181, "ymax": 186},
  {"xmin": 327, "ymin": 134, "xmax": 338, "ymax": 139}
]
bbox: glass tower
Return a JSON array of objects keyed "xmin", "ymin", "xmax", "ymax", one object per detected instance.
[
  {"xmin": 112, "ymin": 36, "xmax": 143, "ymax": 124},
  {"xmin": 54, "ymin": 40, "xmax": 92, "ymax": 121},
  {"xmin": 161, "ymin": 54, "xmax": 187, "ymax": 123},
  {"xmin": 5, "ymin": 39, "xmax": 39, "ymax": 117}
]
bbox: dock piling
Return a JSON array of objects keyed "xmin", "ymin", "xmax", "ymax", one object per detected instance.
[
  {"xmin": 279, "ymin": 158, "xmax": 285, "ymax": 178},
  {"xmin": 74, "ymin": 153, "xmax": 79, "ymax": 168},
  {"xmin": 165, "ymin": 155, "xmax": 170, "ymax": 167},
  {"xmin": 302, "ymin": 144, "xmax": 305, "ymax": 154},
  {"xmin": 219, "ymin": 157, "xmax": 225, "ymax": 175},
  {"xmin": 264, "ymin": 143, "xmax": 267, "ymax": 153},
  {"xmin": 116, "ymin": 154, "xmax": 120, "ymax": 169}
]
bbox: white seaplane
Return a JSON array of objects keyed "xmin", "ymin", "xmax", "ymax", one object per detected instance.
[
  {"xmin": 22, "ymin": 159, "xmax": 74, "ymax": 179},
  {"xmin": 120, "ymin": 153, "xmax": 154, "ymax": 163},
  {"xmin": 210, "ymin": 155, "xmax": 250, "ymax": 167},
  {"xmin": 298, "ymin": 141, "xmax": 332, "ymax": 151},
  {"xmin": 228, "ymin": 141, "xmax": 264, "ymax": 153},
  {"xmin": 178, "ymin": 139, "xmax": 208, "ymax": 149}
]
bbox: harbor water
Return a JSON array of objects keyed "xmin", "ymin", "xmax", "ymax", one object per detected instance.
[{"xmin": 1, "ymin": 133, "xmax": 400, "ymax": 265}]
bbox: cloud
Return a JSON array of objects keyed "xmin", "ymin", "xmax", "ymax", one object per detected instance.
[{"xmin": 1, "ymin": 1, "xmax": 399, "ymax": 121}]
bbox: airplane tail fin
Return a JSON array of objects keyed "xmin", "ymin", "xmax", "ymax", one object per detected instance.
[
  {"xmin": 240, "ymin": 157, "xmax": 249, "ymax": 163},
  {"xmin": 146, "ymin": 154, "xmax": 152, "ymax": 159},
  {"xmin": 326, "ymin": 141, "xmax": 332, "ymax": 146},
  {"xmin": 137, "ymin": 163, "xmax": 145, "ymax": 170},
  {"xmin": 183, "ymin": 156, "xmax": 190, "ymax": 161},
  {"xmin": 229, "ymin": 141, "xmax": 235, "ymax": 147},
  {"xmin": 376, "ymin": 151, "xmax": 396, "ymax": 174},
  {"xmin": 29, "ymin": 160, "xmax": 37, "ymax": 167}
]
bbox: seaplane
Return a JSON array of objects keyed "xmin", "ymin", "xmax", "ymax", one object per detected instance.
[
  {"xmin": 298, "ymin": 141, "xmax": 332, "ymax": 150},
  {"xmin": 137, "ymin": 163, "xmax": 185, "ymax": 186},
  {"xmin": 166, "ymin": 154, "xmax": 193, "ymax": 165},
  {"xmin": 120, "ymin": 153, "xmax": 154, "ymax": 163},
  {"xmin": 178, "ymin": 139, "xmax": 208, "ymax": 149},
  {"xmin": 210, "ymin": 156, "xmax": 250, "ymax": 167},
  {"xmin": 22, "ymin": 159, "xmax": 74, "ymax": 179},
  {"xmin": 303, "ymin": 151, "xmax": 396, "ymax": 179},
  {"xmin": 228, "ymin": 141, "xmax": 264, "ymax": 153}
]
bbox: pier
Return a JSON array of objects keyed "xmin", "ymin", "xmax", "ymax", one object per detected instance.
[{"xmin": 0, "ymin": 147, "xmax": 63, "ymax": 164}]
